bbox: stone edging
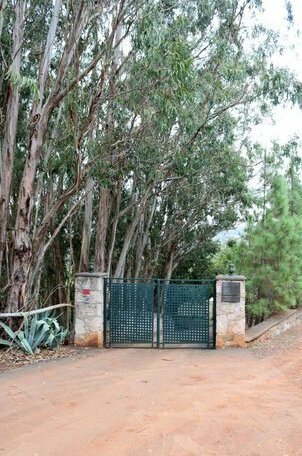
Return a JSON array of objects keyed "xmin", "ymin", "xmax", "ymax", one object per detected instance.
[{"xmin": 245, "ymin": 307, "xmax": 302, "ymax": 345}]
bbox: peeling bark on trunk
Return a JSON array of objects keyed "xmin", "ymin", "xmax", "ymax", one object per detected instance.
[
  {"xmin": 7, "ymin": 0, "xmax": 62, "ymax": 311},
  {"xmin": 7, "ymin": 109, "xmax": 49, "ymax": 311},
  {"xmin": 0, "ymin": 0, "xmax": 25, "ymax": 279},
  {"xmin": 94, "ymin": 187, "xmax": 112, "ymax": 272},
  {"xmin": 79, "ymin": 178, "xmax": 94, "ymax": 271}
]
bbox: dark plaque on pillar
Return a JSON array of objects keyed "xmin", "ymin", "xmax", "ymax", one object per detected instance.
[{"xmin": 222, "ymin": 282, "xmax": 240, "ymax": 303}]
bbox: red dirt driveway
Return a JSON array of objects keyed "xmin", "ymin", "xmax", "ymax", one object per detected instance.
[{"xmin": 1, "ymin": 328, "xmax": 302, "ymax": 456}]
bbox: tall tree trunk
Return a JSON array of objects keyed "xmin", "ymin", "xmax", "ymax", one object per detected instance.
[
  {"xmin": 79, "ymin": 177, "xmax": 94, "ymax": 271},
  {"xmin": 26, "ymin": 192, "xmax": 82, "ymax": 299},
  {"xmin": 7, "ymin": 0, "xmax": 62, "ymax": 311},
  {"xmin": 134, "ymin": 197, "xmax": 156, "ymax": 278},
  {"xmin": 53, "ymin": 238, "xmax": 67, "ymax": 304},
  {"xmin": 0, "ymin": 0, "xmax": 25, "ymax": 280},
  {"xmin": 94, "ymin": 187, "xmax": 112, "ymax": 272},
  {"xmin": 30, "ymin": 266, "xmax": 42, "ymax": 306},
  {"xmin": 163, "ymin": 245, "xmax": 177, "ymax": 281},
  {"xmin": 107, "ymin": 182, "xmax": 121, "ymax": 276},
  {"xmin": 7, "ymin": 109, "xmax": 50, "ymax": 311},
  {"xmin": 93, "ymin": 22, "xmax": 123, "ymax": 274},
  {"xmin": 114, "ymin": 192, "xmax": 151, "ymax": 278},
  {"xmin": 145, "ymin": 248, "xmax": 160, "ymax": 279},
  {"xmin": 0, "ymin": 0, "xmax": 7, "ymax": 41}
]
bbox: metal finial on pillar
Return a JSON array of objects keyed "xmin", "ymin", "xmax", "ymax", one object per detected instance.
[
  {"xmin": 227, "ymin": 263, "xmax": 235, "ymax": 275},
  {"xmin": 88, "ymin": 260, "xmax": 94, "ymax": 273}
]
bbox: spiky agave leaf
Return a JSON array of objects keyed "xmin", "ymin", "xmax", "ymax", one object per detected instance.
[
  {"xmin": 0, "ymin": 338, "xmax": 11, "ymax": 347},
  {"xmin": 31, "ymin": 321, "xmax": 51, "ymax": 351},
  {"xmin": 0, "ymin": 321, "xmax": 16, "ymax": 340},
  {"xmin": 17, "ymin": 331, "xmax": 34, "ymax": 355},
  {"xmin": 0, "ymin": 315, "xmax": 68, "ymax": 354}
]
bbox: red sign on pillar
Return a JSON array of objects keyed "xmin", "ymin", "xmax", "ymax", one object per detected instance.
[{"xmin": 83, "ymin": 286, "xmax": 91, "ymax": 303}]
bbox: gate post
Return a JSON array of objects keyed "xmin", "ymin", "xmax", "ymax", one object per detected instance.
[
  {"xmin": 74, "ymin": 272, "xmax": 108, "ymax": 348},
  {"xmin": 215, "ymin": 275, "xmax": 246, "ymax": 348}
]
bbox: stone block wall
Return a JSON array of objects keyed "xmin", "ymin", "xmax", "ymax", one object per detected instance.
[
  {"xmin": 245, "ymin": 307, "xmax": 302, "ymax": 345},
  {"xmin": 74, "ymin": 272, "xmax": 108, "ymax": 348},
  {"xmin": 216, "ymin": 275, "xmax": 246, "ymax": 348}
]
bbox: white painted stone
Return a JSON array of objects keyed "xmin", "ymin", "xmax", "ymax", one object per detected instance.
[
  {"xmin": 216, "ymin": 276, "xmax": 246, "ymax": 347},
  {"xmin": 216, "ymin": 314, "xmax": 228, "ymax": 333},
  {"xmin": 74, "ymin": 273, "xmax": 108, "ymax": 347}
]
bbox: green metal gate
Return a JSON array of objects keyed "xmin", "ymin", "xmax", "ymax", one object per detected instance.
[{"xmin": 104, "ymin": 278, "xmax": 216, "ymax": 349}]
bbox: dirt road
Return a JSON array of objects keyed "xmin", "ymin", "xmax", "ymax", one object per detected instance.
[{"xmin": 1, "ymin": 328, "xmax": 302, "ymax": 456}]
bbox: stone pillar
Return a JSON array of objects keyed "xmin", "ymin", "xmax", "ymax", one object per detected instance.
[
  {"xmin": 215, "ymin": 275, "xmax": 246, "ymax": 348},
  {"xmin": 74, "ymin": 272, "xmax": 108, "ymax": 348}
]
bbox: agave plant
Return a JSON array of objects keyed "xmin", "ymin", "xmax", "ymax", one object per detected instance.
[{"xmin": 0, "ymin": 312, "xmax": 68, "ymax": 355}]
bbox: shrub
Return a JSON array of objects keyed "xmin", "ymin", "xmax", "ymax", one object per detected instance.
[{"xmin": 0, "ymin": 313, "xmax": 68, "ymax": 355}]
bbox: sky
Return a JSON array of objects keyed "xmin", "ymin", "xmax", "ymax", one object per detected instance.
[
  {"xmin": 251, "ymin": 0, "xmax": 302, "ymax": 148},
  {"xmin": 218, "ymin": 0, "xmax": 302, "ymax": 242}
]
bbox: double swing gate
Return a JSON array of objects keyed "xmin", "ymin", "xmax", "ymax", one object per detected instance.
[{"xmin": 104, "ymin": 278, "xmax": 216, "ymax": 349}]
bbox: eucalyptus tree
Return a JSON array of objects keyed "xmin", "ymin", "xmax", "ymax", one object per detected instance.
[
  {"xmin": 92, "ymin": 0, "xmax": 300, "ymax": 279},
  {"xmin": 1, "ymin": 0, "xmax": 138, "ymax": 310},
  {"xmin": 0, "ymin": 0, "xmax": 300, "ymax": 311}
]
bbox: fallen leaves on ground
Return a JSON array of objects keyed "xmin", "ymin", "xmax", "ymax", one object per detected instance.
[{"xmin": 0, "ymin": 346, "xmax": 81, "ymax": 373}]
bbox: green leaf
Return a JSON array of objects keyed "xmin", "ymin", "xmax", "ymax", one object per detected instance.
[
  {"xmin": 24, "ymin": 316, "xmax": 29, "ymax": 340},
  {"xmin": 0, "ymin": 321, "xmax": 16, "ymax": 340},
  {"xmin": 0, "ymin": 338, "xmax": 12, "ymax": 347},
  {"xmin": 31, "ymin": 322, "xmax": 51, "ymax": 350},
  {"xmin": 19, "ymin": 338, "xmax": 34, "ymax": 355},
  {"xmin": 28, "ymin": 316, "xmax": 38, "ymax": 346}
]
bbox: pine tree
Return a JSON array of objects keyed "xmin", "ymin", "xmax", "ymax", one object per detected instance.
[{"xmin": 242, "ymin": 175, "xmax": 302, "ymax": 320}]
